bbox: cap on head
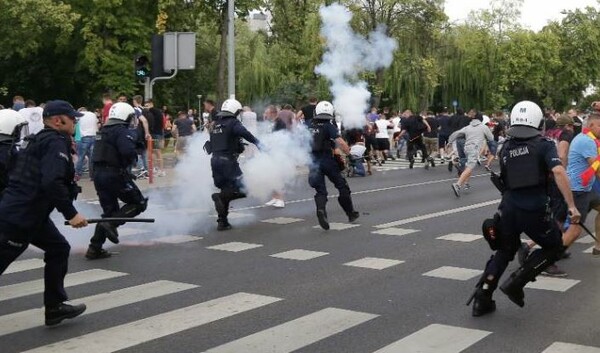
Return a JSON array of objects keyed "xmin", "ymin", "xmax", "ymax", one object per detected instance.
[
  {"xmin": 218, "ymin": 99, "xmax": 243, "ymax": 117},
  {"xmin": 556, "ymin": 114, "xmax": 575, "ymax": 127},
  {"xmin": 315, "ymin": 101, "xmax": 334, "ymax": 117},
  {"xmin": 43, "ymin": 100, "xmax": 84, "ymax": 119},
  {"xmin": 507, "ymin": 100, "xmax": 544, "ymax": 138},
  {"xmin": 106, "ymin": 102, "xmax": 135, "ymax": 125}
]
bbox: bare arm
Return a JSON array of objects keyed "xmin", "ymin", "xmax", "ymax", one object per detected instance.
[
  {"xmin": 558, "ymin": 141, "xmax": 569, "ymax": 166},
  {"xmin": 335, "ymin": 137, "xmax": 350, "ymax": 155},
  {"xmin": 423, "ymin": 119, "xmax": 431, "ymax": 133},
  {"xmin": 552, "ymin": 165, "xmax": 581, "ymax": 223},
  {"xmin": 139, "ymin": 116, "xmax": 151, "ymax": 139}
]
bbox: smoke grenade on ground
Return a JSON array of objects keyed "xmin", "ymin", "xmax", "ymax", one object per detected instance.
[{"xmin": 315, "ymin": 2, "xmax": 398, "ymax": 128}]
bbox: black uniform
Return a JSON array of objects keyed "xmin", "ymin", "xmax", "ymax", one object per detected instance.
[
  {"xmin": 308, "ymin": 115, "xmax": 358, "ymax": 230},
  {"xmin": 401, "ymin": 115, "xmax": 432, "ymax": 168},
  {"xmin": 88, "ymin": 121, "xmax": 147, "ymax": 258},
  {"xmin": 209, "ymin": 113, "xmax": 259, "ymax": 230},
  {"xmin": 0, "ymin": 141, "xmax": 16, "ymax": 196},
  {"xmin": 0, "ymin": 128, "xmax": 80, "ymax": 307},
  {"xmin": 471, "ymin": 133, "xmax": 565, "ymax": 316}
]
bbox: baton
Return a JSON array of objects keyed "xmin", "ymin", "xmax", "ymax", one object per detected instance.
[
  {"xmin": 573, "ymin": 222, "xmax": 598, "ymax": 242},
  {"xmin": 64, "ymin": 218, "xmax": 155, "ymax": 226}
]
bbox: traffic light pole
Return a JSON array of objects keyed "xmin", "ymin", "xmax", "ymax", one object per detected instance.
[{"xmin": 143, "ymin": 69, "xmax": 179, "ymax": 100}]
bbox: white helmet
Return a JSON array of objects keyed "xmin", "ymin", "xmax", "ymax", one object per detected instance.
[
  {"xmin": 220, "ymin": 99, "xmax": 243, "ymax": 116},
  {"xmin": 510, "ymin": 101, "xmax": 543, "ymax": 129},
  {"xmin": 107, "ymin": 102, "xmax": 135, "ymax": 125},
  {"xmin": 315, "ymin": 101, "xmax": 334, "ymax": 117},
  {"xmin": 0, "ymin": 109, "xmax": 27, "ymax": 141}
]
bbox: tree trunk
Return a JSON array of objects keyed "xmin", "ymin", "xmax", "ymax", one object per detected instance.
[{"xmin": 216, "ymin": 4, "xmax": 228, "ymax": 103}]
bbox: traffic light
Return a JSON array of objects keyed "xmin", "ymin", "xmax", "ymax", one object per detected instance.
[{"xmin": 134, "ymin": 54, "xmax": 150, "ymax": 79}]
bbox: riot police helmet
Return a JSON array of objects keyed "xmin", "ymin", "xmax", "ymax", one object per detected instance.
[
  {"xmin": 217, "ymin": 99, "xmax": 243, "ymax": 118},
  {"xmin": 314, "ymin": 101, "xmax": 334, "ymax": 120},
  {"xmin": 0, "ymin": 109, "xmax": 28, "ymax": 142},
  {"xmin": 507, "ymin": 100, "xmax": 543, "ymax": 139},
  {"xmin": 105, "ymin": 102, "xmax": 135, "ymax": 126}
]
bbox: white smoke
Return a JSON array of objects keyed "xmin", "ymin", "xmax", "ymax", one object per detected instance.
[{"xmin": 315, "ymin": 2, "xmax": 398, "ymax": 128}]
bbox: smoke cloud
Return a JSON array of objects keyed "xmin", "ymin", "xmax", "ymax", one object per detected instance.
[{"xmin": 315, "ymin": 2, "xmax": 398, "ymax": 128}]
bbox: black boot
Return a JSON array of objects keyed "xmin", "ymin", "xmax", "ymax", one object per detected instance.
[
  {"xmin": 217, "ymin": 219, "xmax": 232, "ymax": 231},
  {"xmin": 348, "ymin": 211, "xmax": 360, "ymax": 223},
  {"xmin": 499, "ymin": 269, "xmax": 527, "ymax": 307},
  {"xmin": 85, "ymin": 246, "xmax": 112, "ymax": 260},
  {"xmin": 315, "ymin": 194, "xmax": 329, "ymax": 230},
  {"xmin": 45, "ymin": 302, "xmax": 87, "ymax": 326},
  {"xmin": 429, "ymin": 157, "xmax": 436, "ymax": 167},
  {"xmin": 472, "ymin": 286, "xmax": 496, "ymax": 317}
]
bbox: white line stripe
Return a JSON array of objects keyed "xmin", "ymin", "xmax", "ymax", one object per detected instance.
[
  {"xmin": 375, "ymin": 199, "xmax": 500, "ymax": 228},
  {"xmin": 4, "ymin": 259, "xmax": 45, "ymax": 274},
  {"xmin": 542, "ymin": 342, "xmax": 600, "ymax": 353},
  {"xmin": 23, "ymin": 292, "xmax": 282, "ymax": 353},
  {"xmin": 373, "ymin": 324, "xmax": 491, "ymax": 353},
  {"xmin": 205, "ymin": 307, "xmax": 378, "ymax": 353},
  {"xmin": 0, "ymin": 280, "xmax": 198, "ymax": 337},
  {"xmin": 1, "ymin": 269, "xmax": 127, "ymax": 302}
]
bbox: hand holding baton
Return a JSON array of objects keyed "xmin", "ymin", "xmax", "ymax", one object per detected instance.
[{"xmin": 64, "ymin": 218, "xmax": 155, "ymax": 226}]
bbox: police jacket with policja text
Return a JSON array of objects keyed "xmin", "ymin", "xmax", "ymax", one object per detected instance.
[
  {"xmin": 210, "ymin": 116, "xmax": 259, "ymax": 156},
  {"xmin": 93, "ymin": 124, "xmax": 138, "ymax": 170},
  {"xmin": 310, "ymin": 117, "xmax": 338, "ymax": 157}
]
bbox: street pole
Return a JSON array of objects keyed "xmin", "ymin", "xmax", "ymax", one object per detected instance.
[{"xmin": 227, "ymin": 0, "xmax": 235, "ymax": 99}]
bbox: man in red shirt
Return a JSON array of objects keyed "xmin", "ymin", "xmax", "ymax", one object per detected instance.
[{"xmin": 101, "ymin": 93, "xmax": 113, "ymax": 125}]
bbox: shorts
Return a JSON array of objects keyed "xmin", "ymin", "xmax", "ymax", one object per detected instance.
[
  {"xmin": 464, "ymin": 145, "xmax": 480, "ymax": 169},
  {"xmin": 438, "ymin": 135, "xmax": 449, "ymax": 149},
  {"xmin": 151, "ymin": 134, "xmax": 164, "ymax": 150},
  {"xmin": 573, "ymin": 191, "xmax": 600, "ymax": 223},
  {"xmin": 376, "ymin": 138, "xmax": 390, "ymax": 151}
]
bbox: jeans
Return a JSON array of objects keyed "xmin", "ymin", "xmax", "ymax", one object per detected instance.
[{"xmin": 75, "ymin": 136, "xmax": 95, "ymax": 177}]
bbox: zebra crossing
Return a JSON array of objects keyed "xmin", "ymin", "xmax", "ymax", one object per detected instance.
[
  {"xmin": 372, "ymin": 158, "xmax": 444, "ymax": 172},
  {"xmin": 2, "ymin": 253, "xmax": 599, "ymax": 352}
]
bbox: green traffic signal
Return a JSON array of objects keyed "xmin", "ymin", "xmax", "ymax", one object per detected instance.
[{"xmin": 134, "ymin": 55, "xmax": 150, "ymax": 79}]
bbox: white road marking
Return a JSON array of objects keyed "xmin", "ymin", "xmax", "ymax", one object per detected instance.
[
  {"xmin": 261, "ymin": 217, "xmax": 304, "ymax": 225},
  {"xmin": 270, "ymin": 249, "xmax": 329, "ymax": 261},
  {"xmin": 525, "ymin": 277, "xmax": 580, "ymax": 292},
  {"xmin": 344, "ymin": 257, "xmax": 404, "ymax": 270},
  {"xmin": 22, "ymin": 292, "xmax": 282, "ymax": 353},
  {"xmin": 312, "ymin": 223, "xmax": 359, "ymax": 231},
  {"xmin": 372, "ymin": 324, "xmax": 491, "ymax": 353},
  {"xmin": 423, "ymin": 266, "xmax": 483, "ymax": 281},
  {"xmin": 4, "ymin": 259, "xmax": 44, "ymax": 274},
  {"xmin": 436, "ymin": 233, "xmax": 483, "ymax": 242},
  {"xmin": 371, "ymin": 228, "xmax": 419, "ymax": 236},
  {"xmin": 0, "ymin": 280, "xmax": 198, "ymax": 337},
  {"xmin": 207, "ymin": 242, "xmax": 263, "ymax": 252},
  {"xmin": 204, "ymin": 307, "xmax": 378, "ymax": 353},
  {"xmin": 152, "ymin": 235, "xmax": 202, "ymax": 243},
  {"xmin": 542, "ymin": 342, "xmax": 600, "ymax": 353},
  {"xmin": 1, "ymin": 269, "xmax": 128, "ymax": 302}
]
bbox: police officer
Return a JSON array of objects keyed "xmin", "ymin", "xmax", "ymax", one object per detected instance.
[
  {"xmin": 86, "ymin": 102, "xmax": 148, "ymax": 259},
  {"xmin": 208, "ymin": 99, "xmax": 260, "ymax": 231},
  {"xmin": 309, "ymin": 101, "xmax": 359, "ymax": 230},
  {"xmin": 0, "ymin": 109, "xmax": 28, "ymax": 196},
  {"xmin": 0, "ymin": 100, "xmax": 88, "ymax": 326},
  {"xmin": 470, "ymin": 101, "xmax": 580, "ymax": 316}
]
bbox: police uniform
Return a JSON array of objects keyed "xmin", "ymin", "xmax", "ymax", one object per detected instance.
[
  {"xmin": 209, "ymin": 99, "xmax": 260, "ymax": 231},
  {"xmin": 309, "ymin": 111, "xmax": 359, "ymax": 230},
  {"xmin": 87, "ymin": 103, "xmax": 147, "ymax": 259},
  {"xmin": 0, "ymin": 100, "xmax": 86, "ymax": 326},
  {"xmin": 0, "ymin": 109, "xmax": 26, "ymax": 196},
  {"xmin": 471, "ymin": 101, "xmax": 571, "ymax": 317},
  {"xmin": 0, "ymin": 141, "xmax": 14, "ymax": 195}
]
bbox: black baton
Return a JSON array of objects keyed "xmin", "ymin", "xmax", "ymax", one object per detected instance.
[{"xmin": 64, "ymin": 218, "xmax": 155, "ymax": 226}]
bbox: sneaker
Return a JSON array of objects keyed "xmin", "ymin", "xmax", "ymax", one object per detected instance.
[
  {"xmin": 429, "ymin": 157, "xmax": 435, "ymax": 167},
  {"xmin": 317, "ymin": 209, "xmax": 329, "ymax": 230},
  {"xmin": 265, "ymin": 198, "xmax": 277, "ymax": 206},
  {"xmin": 451, "ymin": 183, "xmax": 461, "ymax": 197},
  {"xmin": 45, "ymin": 302, "xmax": 87, "ymax": 326},
  {"xmin": 85, "ymin": 247, "xmax": 112, "ymax": 260},
  {"xmin": 592, "ymin": 248, "xmax": 600, "ymax": 256},
  {"xmin": 348, "ymin": 211, "xmax": 360, "ymax": 223},
  {"xmin": 135, "ymin": 169, "xmax": 148, "ymax": 179},
  {"xmin": 541, "ymin": 264, "xmax": 568, "ymax": 277},
  {"xmin": 464, "ymin": 183, "xmax": 471, "ymax": 190},
  {"xmin": 517, "ymin": 243, "xmax": 530, "ymax": 266},
  {"xmin": 447, "ymin": 160, "xmax": 453, "ymax": 172},
  {"xmin": 409, "ymin": 160, "xmax": 414, "ymax": 169},
  {"xmin": 273, "ymin": 199, "xmax": 285, "ymax": 208}
]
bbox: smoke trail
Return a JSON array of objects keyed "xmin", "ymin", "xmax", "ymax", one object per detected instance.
[{"xmin": 315, "ymin": 2, "xmax": 398, "ymax": 128}]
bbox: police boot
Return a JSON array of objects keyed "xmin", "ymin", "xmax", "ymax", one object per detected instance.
[
  {"xmin": 212, "ymin": 193, "xmax": 227, "ymax": 218},
  {"xmin": 217, "ymin": 218, "xmax": 232, "ymax": 231},
  {"xmin": 45, "ymin": 302, "xmax": 87, "ymax": 326},
  {"xmin": 472, "ymin": 282, "xmax": 496, "ymax": 317},
  {"xmin": 85, "ymin": 245, "xmax": 112, "ymax": 260},
  {"xmin": 315, "ymin": 195, "xmax": 329, "ymax": 230},
  {"xmin": 500, "ymin": 247, "xmax": 564, "ymax": 307}
]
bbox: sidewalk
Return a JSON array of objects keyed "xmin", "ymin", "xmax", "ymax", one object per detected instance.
[{"xmin": 77, "ymin": 153, "xmax": 178, "ymax": 200}]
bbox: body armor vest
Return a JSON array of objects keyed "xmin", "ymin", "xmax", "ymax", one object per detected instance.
[
  {"xmin": 93, "ymin": 127, "xmax": 122, "ymax": 168},
  {"xmin": 310, "ymin": 122, "xmax": 334, "ymax": 154},
  {"xmin": 210, "ymin": 117, "xmax": 244, "ymax": 155},
  {"xmin": 500, "ymin": 136, "xmax": 546, "ymax": 191}
]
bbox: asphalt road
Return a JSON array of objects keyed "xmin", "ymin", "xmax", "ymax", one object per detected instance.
[{"xmin": 2, "ymin": 159, "xmax": 599, "ymax": 353}]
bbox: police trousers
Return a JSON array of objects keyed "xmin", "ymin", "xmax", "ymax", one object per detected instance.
[
  {"xmin": 91, "ymin": 168, "xmax": 145, "ymax": 248},
  {"xmin": 484, "ymin": 199, "xmax": 563, "ymax": 282},
  {"xmin": 211, "ymin": 155, "xmax": 242, "ymax": 193},
  {"xmin": 309, "ymin": 156, "xmax": 354, "ymax": 214},
  {"xmin": 0, "ymin": 220, "xmax": 70, "ymax": 306}
]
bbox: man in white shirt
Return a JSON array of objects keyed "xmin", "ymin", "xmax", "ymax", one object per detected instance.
[
  {"xmin": 75, "ymin": 108, "xmax": 99, "ymax": 180},
  {"xmin": 18, "ymin": 100, "xmax": 44, "ymax": 134}
]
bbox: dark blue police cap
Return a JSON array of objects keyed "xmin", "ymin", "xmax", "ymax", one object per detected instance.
[{"xmin": 43, "ymin": 100, "xmax": 84, "ymax": 118}]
